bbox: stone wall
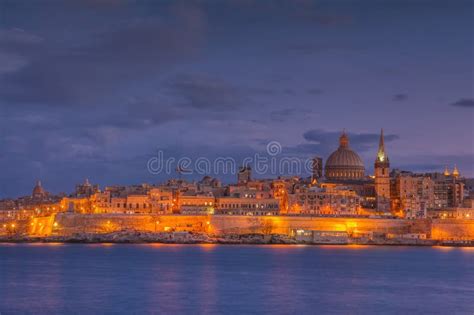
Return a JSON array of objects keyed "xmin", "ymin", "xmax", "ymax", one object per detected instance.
[
  {"xmin": 210, "ymin": 215, "xmax": 430, "ymax": 235},
  {"xmin": 53, "ymin": 213, "xmax": 210, "ymax": 235},
  {"xmin": 4, "ymin": 213, "xmax": 474, "ymax": 240},
  {"xmin": 50, "ymin": 213, "xmax": 431, "ymax": 237},
  {"xmin": 431, "ymin": 219, "xmax": 474, "ymax": 240}
]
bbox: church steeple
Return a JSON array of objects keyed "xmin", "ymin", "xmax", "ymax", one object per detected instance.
[
  {"xmin": 376, "ymin": 129, "xmax": 389, "ymax": 164},
  {"xmin": 374, "ymin": 128, "xmax": 391, "ymax": 213}
]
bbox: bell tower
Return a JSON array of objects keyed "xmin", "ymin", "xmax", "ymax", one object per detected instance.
[{"xmin": 374, "ymin": 129, "xmax": 391, "ymax": 212}]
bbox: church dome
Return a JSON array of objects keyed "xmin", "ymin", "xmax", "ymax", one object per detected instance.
[
  {"xmin": 32, "ymin": 180, "xmax": 47, "ymax": 198},
  {"xmin": 325, "ymin": 131, "xmax": 365, "ymax": 181}
]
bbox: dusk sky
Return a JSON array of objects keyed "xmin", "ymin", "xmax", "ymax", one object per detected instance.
[{"xmin": 0, "ymin": 0, "xmax": 473, "ymax": 197}]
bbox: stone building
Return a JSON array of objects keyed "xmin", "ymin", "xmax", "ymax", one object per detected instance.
[
  {"xmin": 237, "ymin": 166, "xmax": 252, "ymax": 184},
  {"xmin": 374, "ymin": 129, "xmax": 391, "ymax": 213},
  {"xmin": 74, "ymin": 179, "xmax": 99, "ymax": 197},
  {"xmin": 391, "ymin": 171, "xmax": 435, "ymax": 218},
  {"xmin": 287, "ymin": 184, "xmax": 360, "ymax": 216},
  {"xmin": 325, "ymin": 131, "xmax": 365, "ymax": 181},
  {"xmin": 178, "ymin": 193, "xmax": 215, "ymax": 215},
  {"xmin": 32, "ymin": 180, "xmax": 48, "ymax": 199},
  {"xmin": 428, "ymin": 172, "xmax": 465, "ymax": 209},
  {"xmin": 215, "ymin": 196, "xmax": 280, "ymax": 216}
]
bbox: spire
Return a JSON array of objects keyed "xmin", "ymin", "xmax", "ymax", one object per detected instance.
[
  {"xmin": 376, "ymin": 129, "xmax": 388, "ymax": 163},
  {"xmin": 453, "ymin": 165, "xmax": 459, "ymax": 178},
  {"xmin": 444, "ymin": 166, "xmax": 451, "ymax": 176},
  {"xmin": 339, "ymin": 129, "xmax": 349, "ymax": 148}
]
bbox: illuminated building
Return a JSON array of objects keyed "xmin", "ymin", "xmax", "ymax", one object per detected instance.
[
  {"xmin": 287, "ymin": 184, "xmax": 361, "ymax": 216},
  {"xmin": 32, "ymin": 180, "xmax": 48, "ymax": 199},
  {"xmin": 374, "ymin": 129, "xmax": 391, "ymax": 212},
  {"xmin": 74, "ymin": 178, "xmax": 99, "ymax": 197},
  {"xmin": 178, "ymin": 193, "xmax": 215, "ymax": 215},
  {"xmin": 391, "ymin": 172, "xmax": 434, "ymax": 218},
  {"xmin": 325, "ymin": 130, "xmax": 365, "ymax": 181},
  {"xmin": 216, "ymin": 196, "xmax": 279, "ymax": 216},
  {"xmin": 428, "ymin": 171, "xmax": 465, "ymax": 208}
]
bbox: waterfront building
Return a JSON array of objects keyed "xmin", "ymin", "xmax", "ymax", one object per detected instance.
[
  {"xmin": 391, "ymin": 172, "xmax": 434, "ymax": 219},
  {"xmin": 374, "ymin": 129, "xmax": 391, "ymax": 213},
  {"xmin": 427, "ymin": 172, "xmax": 465, "ymax": 208},
  {"xmin": 215, "ymin": 196, "xmax": 279, "ymax": 216},
  {"xmin": 178, "ymin": 193, "xmax": 215, "ymax": 215},
  {"xmin": 428, "ymin": 207, "xmax": 474, "ymax": 219},
  {"xmin": 325, "ymin": 131, "xmax": 365, "ymax": 181},
  {"xmin": 287, "ymin": 184, "xmax": 360, "ymax": 216},
  {"xmin": 60, "ymin": 196, "xmax": 92, "ymax": 213},
  {"xmin": 148, "ymin": 188, "xmax": 173, "ymax": 214},
  {"xmin": 91, "ymin": 187, "xmax": 173, "ymax": 214}
]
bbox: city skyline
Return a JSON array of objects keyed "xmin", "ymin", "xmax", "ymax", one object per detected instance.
[
  {"xmin": 0, "ymin": 0, "xmax": 473, "ymax": 197},
  {"xmin": 1, "ymin": 129, "xmax": 467, "ymax": 199}
]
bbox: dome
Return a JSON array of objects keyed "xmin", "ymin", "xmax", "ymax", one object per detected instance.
[
  {"xmin": 32, "ymin": 180, "xmax": 47, "ymax": 198},
  {"xmin": 325, "ymin": 131, "xmax": 365, "ymax": 181}
]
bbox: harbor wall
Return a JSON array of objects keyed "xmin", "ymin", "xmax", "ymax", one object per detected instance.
[
  {"xmin": 4, "ymin": 214, "xmax": 472, "ymax": 240},
  {"xmin": 47, "ymin": 214, "xmax": 430, "ymax": 236},
  {"xmin": 431, "ymin": 219, "xmax": 474, "ymax": 240}
]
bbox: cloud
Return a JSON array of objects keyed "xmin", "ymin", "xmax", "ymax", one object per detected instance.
[
  {"xmin": 451, "ymin": 98, "xmax": 474, "ymax": 108},
  {"xmin": 393, "ymin": 94, "xmax": 408, "ymax": 101},
  {"xmin": 270, "ymin": 107, "xmax": 312, "ymax": 122},
  {"xmin": 290, "ymin": 129, "xmax": 400, "ymax": 157},
  {"xmin": 0, "ymin": 28, "xmax": 43, "ymax": 53},
  {"xmin": 0, "ymin": 29, "xmax": 43, "ymax": 75},
  {"xmin": 0, "ymin": 3, "xmax": 207, "ymax": 107},
  {"xmin": 165, "ymin": 74, "xmax": 249, "ymax": 111}
]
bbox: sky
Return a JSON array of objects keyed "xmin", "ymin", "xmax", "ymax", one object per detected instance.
[{"xmin": 0, "ymin": 0, "xmax": 473, "ymax": 197}]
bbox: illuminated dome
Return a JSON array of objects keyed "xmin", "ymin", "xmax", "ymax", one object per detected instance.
[
  {"xmin": 325, "ymin": 131, "xmax": 365, "ymax": 181},
  {"xmin": 32, "ymin": 180, "xmax": 47, "ymax": 198}
]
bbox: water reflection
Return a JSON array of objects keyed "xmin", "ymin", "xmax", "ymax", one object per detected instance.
[{"xmin": 0, "ymin": 244, "xmax": 473, "ymax": 314}]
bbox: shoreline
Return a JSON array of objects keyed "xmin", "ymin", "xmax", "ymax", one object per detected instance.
[{"xmin": 1, "ymin": 231, "xmax": 472, "ymax": 247}]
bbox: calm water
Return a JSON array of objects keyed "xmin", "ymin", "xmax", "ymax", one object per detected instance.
[{"xmin": 0, "ymin": 244, "xmax": 473, "ymax": 314}]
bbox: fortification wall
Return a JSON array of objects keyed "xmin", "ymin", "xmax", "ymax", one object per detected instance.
[
  {"xmin": 210, "ymin": 215, "xmax": 430, "ymax": 235},
  {"xmin": 431, "ymin": 219, "xmax": 474, "ymax": 240},
  {"xmin": 52, "ymin": 213, "xmax": 431, "ymax": 236},
  {"xmin": 29, "ymin": 216, "xmax": 55, "ymax": 236},
  {"xmin": 4, "ymin": 214, "xmax": 474, "ymax": 241},
  {"xmin": 54, "ymin": 213, "xmax": 210, "ymax": 235}
]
